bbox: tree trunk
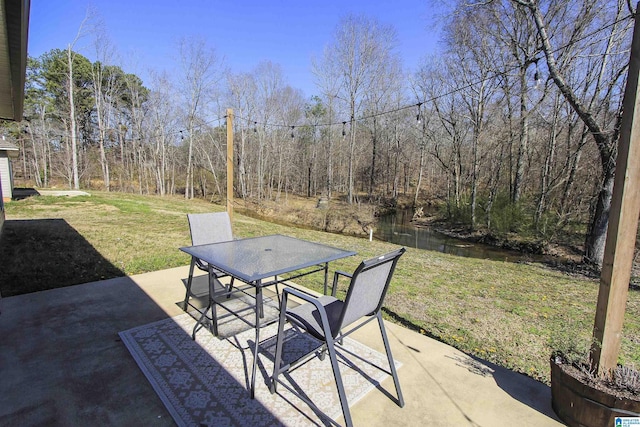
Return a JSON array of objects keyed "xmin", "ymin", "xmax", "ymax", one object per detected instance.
[
  {"xmin": 535, "ymin": 94, "xmax": 560, "ymax": 229},
  {"xmin": 369, "ymin": 117, "xmax": 377, "ymax": 199},
  {"xmin": 585, "ymin": 168, "xmax": 615, "ymax": 265},
  {"xmin": 327, "ymin": 104, "xmax": 334, "ymax": 199},
  {"xmin": 414, "ymin": 141, "xmax": 425, "ymax": 207},
  {"xmin": 513, "ymin": 65, "xmax": 529, "ymax": 203},
  {"xmin": 67, "ymin": 46, "xmax": 80, "ymax": 190},
  {"xmin": 185, "ymin": 130, "xmax": 194, "ymax": 199},
  {"xmin": 348, "ymin": 115, "xmax": 356, "ymax": 204}
]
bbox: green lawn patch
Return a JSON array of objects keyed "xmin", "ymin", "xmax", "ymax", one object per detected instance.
[{"xmin": 2, "ymin": 190, "xmax": 638, "ymax": 385}]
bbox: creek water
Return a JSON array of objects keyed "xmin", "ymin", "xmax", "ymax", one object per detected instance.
[{"xmin": 374, "ymin": 208, "xmax": 544, "ymax": 263}]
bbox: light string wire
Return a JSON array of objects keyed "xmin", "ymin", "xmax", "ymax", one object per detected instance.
[
  {"xmin": 230, "ymin": 12, "xmax": 633, "ymax": 133},
  {"xmin": 168, "ymin": 115, "xmax": 226, "ymax": 139}
]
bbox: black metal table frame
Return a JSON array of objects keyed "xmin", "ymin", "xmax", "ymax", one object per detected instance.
[{"xmin": 179, "ymin": 234, "xmax": 356, "ymax": 398}]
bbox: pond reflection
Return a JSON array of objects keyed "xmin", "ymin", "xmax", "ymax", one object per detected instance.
[{"xmin": 374, "ymin": 209, "xmax": 543, "ymax": 263}]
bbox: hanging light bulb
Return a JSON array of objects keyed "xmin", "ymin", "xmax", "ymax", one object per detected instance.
[
  {"xmin": 416, "ymin": 103, "xmax": 422, "ymax": 123},
  {"xmin": 342, "ymin": 121, "xmax": 346, "ymax": 138},
  {"xmin": 180, "ymin": 130, "xmax": 184, "ymax": 140},
  {"xmin": 534, "ymin": 60, "xmax": 542, "ymax": 89},
  {"xmin": 291, "ymin": 126, "xmax": 295, "ymax": 139},
  {"xmin": 254, "ymin": 121, "xmax": 257, "ymax": 133}
]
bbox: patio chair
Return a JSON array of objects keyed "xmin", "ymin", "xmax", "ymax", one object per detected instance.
[
  {"xmin": 270, "ymin": 247, "xmax": 406, "ymax": 427},
  {"xmin": 183, "ymin": 212, "xmax": 235, "ymax": 312}
]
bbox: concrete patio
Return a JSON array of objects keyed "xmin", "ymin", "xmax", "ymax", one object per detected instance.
[{"xmin": 0, "ymin": 265, "xmax": 563, "ymax": 426}]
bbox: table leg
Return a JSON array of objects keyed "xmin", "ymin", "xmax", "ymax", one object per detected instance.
[
  {"xmin": 251, "ymin": 279, "xmax": 262, "ymax": 399},
  {"xmin": 182, "ymin": 257, "xmax": 197, "ymax": 311},
  {"xmin": 208, "ymin": 265, "xmax": 219, "ymax": 336},
  {"xmin": 323, "ymin": 262, "xmax": 329, "ymax": 295}
]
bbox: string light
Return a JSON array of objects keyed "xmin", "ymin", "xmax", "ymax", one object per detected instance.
[
  {"xmin": 230, "ymin": 14, "xmax": 633, "ymax": 134},
  {"xmin": 291, "ymin": 126, "xmax": 295, "ymax": 139},
  {"xmin": 254, "ymin": 121, "xmax": 257, "ymax": 133}
]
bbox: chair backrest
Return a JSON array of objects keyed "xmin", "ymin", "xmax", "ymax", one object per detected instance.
[
  {"xmin": 337, "ymin": 247, "xmax": 405, "ymax": 334},
  {"xmin": 187, "ymin": 212, "xmax": 233, "ymax": 246}
]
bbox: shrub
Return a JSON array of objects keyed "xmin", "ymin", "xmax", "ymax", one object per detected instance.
[{"xmin": 485, "ymin": 193, "xmax": 528, "ymax": 236}]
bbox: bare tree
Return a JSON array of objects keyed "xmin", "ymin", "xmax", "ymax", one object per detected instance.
[
  {"xmin": 90, "ymin": 19, "xmax": 119, "ymax": 191},
  {"xmin": 227, "ymin": 71, "xmax": 258, "ymax": 199},
  {"xmin": 318, "ymin": 15, "xmax": 399, "ymax": 204},
  {"xmin": 362, "ymin": 46, "xmax": 403, "ymax": 199},
  {"xmin": 443, "ymin": 7, "xmax": 502, "ymax": 229},
  {"xmin": 146, "ymin": 71, "xmax": 178, "ymax": 195},
  {"xmin": 66, "ymin": 13, "xmax": 92, "ymax": 189},
  {"xmin": 502, "ymin": 0, "xmax": 633, "ymax": 265},
  {"xmin": 415, "ymin": 57, "xmax": 469, "ymax": 214},
  {"xmin": 312, "ymin": 46, "xmax": 342, "ymax": 199},
  {"xmin": 254, "ymin": 61, "xmax": 286, "ymax": 200},
  {"xmin": 177, "ymin": 36, "xmax": 224, "ymax": 199}
]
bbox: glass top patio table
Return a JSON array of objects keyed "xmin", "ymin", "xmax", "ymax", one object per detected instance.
[
  {"xmin": 180, "ymin": 234, "xmax": 356, "ymax": 284},
  {"xmin": 179, "ymin": 234, "xmax": 356, "ymax": 398}
]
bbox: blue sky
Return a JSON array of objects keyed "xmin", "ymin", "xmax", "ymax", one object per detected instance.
[{"xmin": 28, "ymin": 0, "xmax": 445, "ymax": 98}]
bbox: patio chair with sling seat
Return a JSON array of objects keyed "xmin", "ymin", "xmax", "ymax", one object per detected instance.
[
  {"xmin": 270, "ymin": 247, "xmax": 406, "ymax": 427},
  {"xmin": 185, "ymin": 212, "xmax": 278, "ymax": 339},
  {"xmin": 183, "ymin": 212, "xmax": 235, "ymax": 312}
]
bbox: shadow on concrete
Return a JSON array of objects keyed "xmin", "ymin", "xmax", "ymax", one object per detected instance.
[
  {"xmin": 463, "ymin": 354, "xmax": 560, "ymax": 422},
  {"xmin": 0, "ymin": 270, "xmax": 315, "ymax": 425},
  {"xmin": 0, "ymin": 274, "xmax": 177, "ymax": 425},
  {"xmin": 0, "ymin": 219, "xmax": 124, "ymax": 297}
]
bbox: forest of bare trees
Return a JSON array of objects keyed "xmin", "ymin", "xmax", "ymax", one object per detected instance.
[{"xmin": 3, "ymin": 1, "xmax": 634, "ymax": 267}]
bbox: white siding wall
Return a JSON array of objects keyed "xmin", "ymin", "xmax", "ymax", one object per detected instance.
[
  {"xmin": 0, "ymin": 152, "xmax": 11, "ymax": 201},
  {"xmin": 0, "ymin": 175, "xmax": 4, "ymax": 233}
]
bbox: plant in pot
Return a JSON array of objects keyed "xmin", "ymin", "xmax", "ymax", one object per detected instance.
[{"xmin": 549, "ymin": 331, "xmax": 640, "ymax": 426}]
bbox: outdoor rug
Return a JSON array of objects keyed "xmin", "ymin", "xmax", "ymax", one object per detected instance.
[{"xmin": 119, "ymin": 312, "xmax": 401, "ymax": 426}]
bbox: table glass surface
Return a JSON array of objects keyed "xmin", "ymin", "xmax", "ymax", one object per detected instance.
[{"xmin": 180, "ymin": 234, "xmax": 356, "ymax": 283}]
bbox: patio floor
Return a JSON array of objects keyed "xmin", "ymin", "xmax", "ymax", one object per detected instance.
[{"xmin": 0, "ymin": 266, "xmax": 563, "ymax": 426}]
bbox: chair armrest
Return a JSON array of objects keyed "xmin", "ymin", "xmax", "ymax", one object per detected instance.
[
  {"xmin": 194, "ymin": 256, "xmax": 208, "ymax": 271},
  {"xmin": 282, "ymin": 287, "xmax": 334, "ymax": 339},
  {"xmin": 334, "ymin": 270, "xmax": 352, "ymax": 279},
  {"xmin": 332, "ymin": 270, "xmax": 352, "ymax": 297},
  {"xmin": 283, "ymin": 287, "xmax": 323, "ymax": 305}
]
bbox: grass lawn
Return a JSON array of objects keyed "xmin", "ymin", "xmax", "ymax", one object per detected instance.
[{"xmin": 2, "ymin": 190, "xmax": 638, "ymax": 384}]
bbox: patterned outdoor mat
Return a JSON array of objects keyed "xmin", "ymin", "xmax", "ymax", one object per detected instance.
[{"xmin": 120, "ymin": 313, "xmax": 401, "ymax": 426}]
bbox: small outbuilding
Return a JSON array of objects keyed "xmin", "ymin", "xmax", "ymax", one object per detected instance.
[{"xmin": 0, "ymin": 136, "xmax": 18, "ymax": 203}]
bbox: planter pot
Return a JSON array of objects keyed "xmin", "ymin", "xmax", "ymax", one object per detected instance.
[{"xmin": 551, "ymin": 358, "xmax": 640, "ymax": 427}]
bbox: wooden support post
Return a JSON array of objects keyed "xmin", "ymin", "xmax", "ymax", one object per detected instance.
[
  {"xmin": 226, "ymin": 108, "xmax": 234, "ymax": 222},
  {"xmin": 590, "ymin": 11, "xmax": 640, "ymax": 375}
]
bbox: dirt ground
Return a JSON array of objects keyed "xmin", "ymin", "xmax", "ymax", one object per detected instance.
[{"xmin": 236, "ymin": 195, "xmax": 377, "ymax": 237}]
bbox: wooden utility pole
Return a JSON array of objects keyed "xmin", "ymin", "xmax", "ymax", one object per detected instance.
[
  {"xmin": 226, "ymin": 109, "xmax": 234, "ymax": 221},
  {"xmin": 590, "ymin": 9, "xmax": 640, "ymax": 375}
]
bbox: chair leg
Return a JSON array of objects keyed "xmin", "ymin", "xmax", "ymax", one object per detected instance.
[
  {"xmin": 274, "ymin": 281, "xmax": 281, "ymax": 306},
  {"xmin": 183, "ymin": 257, "xmax": 197, "ymax": 311},
  {"xmin": 318, "ymin": 343, "xmax": 327, "ymax": 361},
  {"xmin": 270, "ymin": 293, "xmax": 289, "ymax": 394},
  {"xmin": 226, "ymin": 277, "xmax": 235, "ymax": 299},
  {"xmin": 209, "ymin": 282, "xmax": 219, "ymax": 336},
  {"xmin": 192, "ymin": 302, "xmax": 210, "ymax": 339},
  {"xmin": 326, "ymin": 338, "xmax": 353, "ymax": 427},
  {"xmin": 202, "ymin": 270, "xmax": 219, "ymax": 337},
  {"xmin": 376, "ymin": 312, "xmax": 404, "ymax": 407}
]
